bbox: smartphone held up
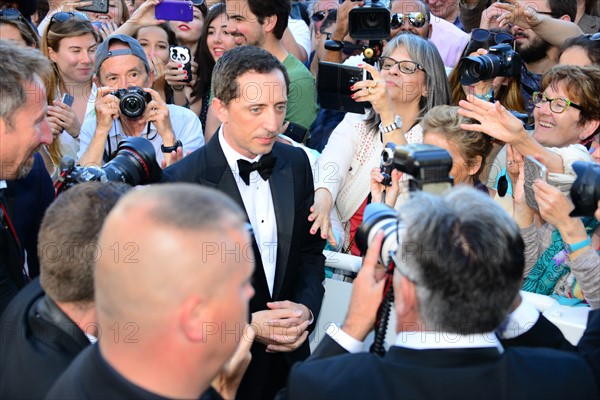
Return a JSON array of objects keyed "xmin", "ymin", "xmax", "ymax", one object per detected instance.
[
  {"xmin": 523, "ymin": 156, "xmax": 548, "ymax": 211},
  {"xmin": 155, "ymin": 0, "xmax": 194, "ymax": 22}
]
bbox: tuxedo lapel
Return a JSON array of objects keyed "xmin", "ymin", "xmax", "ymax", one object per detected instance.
[
  {"xmin": 270, "ymin": 143, "xmax": 295, "ymax": 300},
  {"xmin": 203, "ymin": 135, "xmax": 245, "ymax": 210}
]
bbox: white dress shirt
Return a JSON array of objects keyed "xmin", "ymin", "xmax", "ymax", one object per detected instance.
[
  {"xmin": 328, "ymin": 324, "xmax": 504, "ymax": 354},
  {"xmin": 219, "ymin": 128, "xmax": 278, "ymax": 296}
]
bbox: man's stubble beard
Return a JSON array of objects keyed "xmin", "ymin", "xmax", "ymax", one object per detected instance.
[
  {"xmin": 16, "ymin": 149, "xmax": 39, "ymax": 179},
  {"xmin": 516, "ymin": 34, "xmax": 552, "ymax": 64}
]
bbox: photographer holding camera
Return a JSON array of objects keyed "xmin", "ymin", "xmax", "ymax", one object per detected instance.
[
  {"xmin": 77, "ymin": 34, "xmax": 204, "ymax": 168},
  {"xmin": 287, "ymin": 186, "xmax": 598, "ymax": 398}
]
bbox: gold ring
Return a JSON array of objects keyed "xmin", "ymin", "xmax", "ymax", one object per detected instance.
[
  {"xmin": 507, "ymin": 160, "xmax": 515, "ymax": 166},
  {"xmin": 373, "ymin": 81, "xmax": 378, "ymax": 88},
  {"xmin": 368, "ymin": 87, "xmax": 374, "ymax": 94}
]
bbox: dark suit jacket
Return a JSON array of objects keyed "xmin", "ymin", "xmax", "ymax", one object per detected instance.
[
  {"xmin": 162, "ymin": 135, "xmax": 325, "ymax": 398},
  {"xmin": 5, "ymin": 152, "xmax": 55, "ymax": 278},
  {"xmin": 501, "ymin": 314, "xmax": 576, "ymax": 352},
  {"xmin": 0, "ymin": 278, "xmax": 90, "ymax": 399},
  {"xmin": 578, "ymin": 309, "xmax": 600, "ymax": 393},
  {"xmin": 286, "ymin": 334, "xmax": 598, "ymax": 399},
  {"xmin": 47, "ymin": 344, "xmax": 222, "ymax": 400}
]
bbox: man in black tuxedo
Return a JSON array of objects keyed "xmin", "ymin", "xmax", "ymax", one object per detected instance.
[
  {"xmin": 162, "ymin": 45, "xmax": 325, "ymax": 399},
  {"xmin": 286, "ymin": 187, "xmax": 598, "ymax": 399},
  {"xmin": 0, "ymin": 183, "xmax": 130, "ymax": 400}
]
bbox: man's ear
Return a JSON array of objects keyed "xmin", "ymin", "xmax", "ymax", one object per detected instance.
[
  {"xmin": 179, "ymin": 295, "xmax": 207, "ymax": 342},
  {"xmin": 427, "ymin": 24, "xmax": 433, "ymax": 39},
  {"xmin": 559, "ymin": 14, "xmax": 571, "ymax": 22},
  {"xmin": 212, "ymin": 98, "xmax": 229, "ymax": 124},
  {"xmin": 263, "ymin": 14, "xmax": 277, "ymax": 34},
  {"xmin": 395, "ymin": 275, "xmax": 417, "ymax": 318},
  {"xmin": 93, "ymin": 75, "xmax": 101, "ymax": 88}
]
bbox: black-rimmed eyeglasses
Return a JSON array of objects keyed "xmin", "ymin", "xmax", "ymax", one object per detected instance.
[{"xmin": 379, "ymin": 57, "xmax": 426, "ymax": 74}]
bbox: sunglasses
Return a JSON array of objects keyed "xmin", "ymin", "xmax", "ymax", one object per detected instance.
[
  {"xmin": 390, "ymin": 12, "xmax": 428, "ymax": 29},
  {"xmin": 470, "ymin": 28, "xmax": 513, "ymax": 45},
  {"xmin": 50, "ymin": 11, "xmax": 90, "ymax": 28},
  {"xmin": 0, "ymin": 8, "xmax": 26, "ymax": 22},
  {"xmin": 312, "ymin": 8, "xmax": 335, "ymax": 22},
  {"xmin": 587, "ymin": 32, "xmax": 600, "ymax": 40}
]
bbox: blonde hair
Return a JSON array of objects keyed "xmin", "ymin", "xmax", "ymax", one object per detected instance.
[{"xmin": 421, "ymin": 105, "xmax": 492, "ymax": 177}]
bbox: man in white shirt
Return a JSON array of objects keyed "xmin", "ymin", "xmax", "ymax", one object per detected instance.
[
  {"xmin": 286, "ymin": 186, "xmax": 598, "ymax": 399},
  {"xmin": 161, "ymin": 45, "xmax": 325, "ymax": 400},
  {"xmin": 78, "ymin": 34, "xmax": 204, "ymax": 168}
]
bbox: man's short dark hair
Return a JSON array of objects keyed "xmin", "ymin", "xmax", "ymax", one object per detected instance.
[
  {"xmin": 39, "ymin": 183, "xmax": 131, "ymax": 304},
  {"xmin": 212, "ymin": 45, "xmax": 290, "ymax": 105},
  {"xmin": 247, "ymin": 0, "xmax": 290, "ymax": 40},
  {"xmin": 548, "ymin": 0, "xmax": 577, "ymax": 21}
]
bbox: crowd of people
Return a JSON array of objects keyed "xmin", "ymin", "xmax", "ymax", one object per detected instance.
[{"xmin": 0, "ymin": 0, "xmax": 600, "ymax": 398}]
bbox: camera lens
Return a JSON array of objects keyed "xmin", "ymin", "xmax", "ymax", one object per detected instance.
[
  {"xmin": 356, "ymin": 203, "xmax": 403, "ymax": 266},
  {"xmin": 459, "ymin": 54, "xmax": 497, "ymax": 85},
  {"xmin": 103, "ymin": 137, "xmax": 162, "ymax": 185},
  {"xmin": 364, "ymin": 13, "xmax": 380, "ymax": 27},
  {"xmin": 119, "ymin": 92, "xmax": 147, "ymax": 118}
]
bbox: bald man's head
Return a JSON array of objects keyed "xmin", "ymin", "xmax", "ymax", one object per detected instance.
[{"xmin": 94, "ymin": 184, "xmax": 253, "ymax": 331}]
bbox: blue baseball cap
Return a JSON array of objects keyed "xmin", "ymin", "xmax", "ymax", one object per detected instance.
[{"xmin": 94, "ymin": 34, "xmax": 150, "ymax": 75}]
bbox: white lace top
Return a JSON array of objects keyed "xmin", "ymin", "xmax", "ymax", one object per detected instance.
[{"xmin": 315, "ymin": 112, "xmax": 423, "ymax": 223}]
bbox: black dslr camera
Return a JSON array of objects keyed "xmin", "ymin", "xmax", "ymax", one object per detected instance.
[
  {"xmin": 111, "ymin": 87, "xmax": 152, "ymax": 119},
  {"xmin": 355, "ymin": 143, "xmax": 453, "ymax": 357},
  {"xmin": 459, "ymin": 43, "xmax": 521, "ymax": 85},
  {"xmin": 54, "ymin": 137, "xmax": 162, "ymax": 194},
  {"xmin": 570, "ymin": 161, "xmax": 600, "ymax": 217},
  {"xmin": 380, "ymin": 143, "xmax": 454, "ymax": 194}
]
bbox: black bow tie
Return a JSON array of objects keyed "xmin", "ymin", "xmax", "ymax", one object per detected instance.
[{"xmin": 237, "ymin": 152, "xmax": 277, "ymax": 185}]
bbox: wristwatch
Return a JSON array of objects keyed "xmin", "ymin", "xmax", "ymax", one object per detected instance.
[
  {"xmin": 563, "ymin": 237, "xmax": 592, "ymax": 254},
  {"xmin": 161, "ymin": 140, "xmax": 182, "ymax": 153},
  {"xmin": 379, "ymin": 115, "xmax": 403, "ymax": 134}
]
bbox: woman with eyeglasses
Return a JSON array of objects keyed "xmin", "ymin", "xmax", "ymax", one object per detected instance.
[
  {"xmin": 309, "ymin": 34, "xmax": 451, "ymax": 254},
  {"xmin": 459, "ymin": 65, "xmax": 600, "ymax": 307},
  {"xmin": 449, "ymin": 28, "xmax": 525, "ymax": 113},
  {"xmin": 0, "ymin": 8, "xmax": 40, "ymax": 48},
  {"xmin": 40, "ymin": 11, "xmax": 98, "ymax": 179}
]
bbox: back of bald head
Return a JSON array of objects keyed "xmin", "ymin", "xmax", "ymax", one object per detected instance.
[{"xmin": 95, "ymin": 184, "xmax": 249, "ymax": 323}]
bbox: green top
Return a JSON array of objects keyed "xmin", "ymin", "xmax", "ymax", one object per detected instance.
[{"xmin": 282, "ymin": 53, "xmax": 318, "ymax": 131}]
